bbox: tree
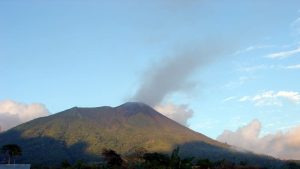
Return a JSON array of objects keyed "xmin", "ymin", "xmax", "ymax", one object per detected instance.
[
  {"xmin": 142, "ymin": 147, "xmax": 193, "ymax": 169},
  {"xmin": 101, "ymin": 149, "xmax": 123, "ymax": 168},
  {"xmin": 73, "ymin": 160, "xmax": 88, "ymax": 169},
  {"xmin": 196, "ymin": 158, "xmax": 213, "ymax": 169},
  {"xmin": 143, "ymin": 152, "xmax": 170, "ymax": 169},
  {"xmin": 170, "ymin": 147, "xmax": 181, "ymax": 169},
  {"xmin": 180, "ymin": 157, "xmax": 194, "ymax": 169},
  {"xmin": 61, "ymin": 159, "xmax": 71, "ymax": 169},
  {"xmin": 239, "ymin": 160, "xmax": 248, "ymax": 166},
  {"xmin": 1, "ymin": 144, "xmax": 22, "ymax": 164},
  {"xmin": 170, "ymin": 147, "xmax": 193, "ymax": 169},
  {"xmin": 214, "ymin": 159, "xmax": 234, "ymax": 169},
  {"xmin": 284, "ymin": 162, "xmax": 300, "ymax": 169},
  {"xmin": 125, "ymin": 146, "xmax": 147, "ymax": 169}
]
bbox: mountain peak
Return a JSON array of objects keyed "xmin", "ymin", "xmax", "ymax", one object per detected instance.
[
  {"xmin": 116, "ymin": 102, "xmax": 159, "ymax": 117},
  {"xmin": 117, "ymin": 102, "xmax": 151, "ymax": 108}
]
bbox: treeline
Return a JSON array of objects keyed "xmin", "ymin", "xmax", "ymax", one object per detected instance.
[
  {"xmin": 31, "ymin": 147, "xmax": 288, "ymax": 169},
  {"xmin": 2, "ymin": 144, "xmax": 299, "ymax": 169}
]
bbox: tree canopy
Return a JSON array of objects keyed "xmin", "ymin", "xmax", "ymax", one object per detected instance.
[{"xmin": 1, "ymin": 144, "xmax": 22, "ymax": 164}]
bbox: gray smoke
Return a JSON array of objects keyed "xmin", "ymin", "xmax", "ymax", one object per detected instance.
[
  {"xmin": 132, "ymin": 41, "xmax": 227, "ymax": 126},
  {"xmin": 134, "ymin": 41, "xmax": 225, "ymax": 106}
]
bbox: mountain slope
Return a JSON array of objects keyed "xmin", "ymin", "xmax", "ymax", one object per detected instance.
[{"xmin": 0, "ymin": 102, "xmax": 283, "ymax": 168}]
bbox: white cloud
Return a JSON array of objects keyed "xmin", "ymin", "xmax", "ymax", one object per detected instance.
[
  {"xmin": 218, "ymin": 119, "xmax": 261, "ymax": 149},
  {"xmin": 222, "ymin": 96, "xmax": 236, "ymax": 102},
  {"xmin": 291, "ymin": 17, "xmax": 300, "ymax": 35},
  {"xmin": 252, "ymin": 91, "xmax": 282, "ymax": 106},
  {"xmin": 238, "ymin": 64, "xmax": 269, "ymax": 72},
  {"xmin": 155, "ymin": 103, "xmax": 193, "ymax": 126},
  {"xmin": 266, "ymin": 47, "xmax": 300, "ymax": 59},
  {"xmin": 238, "ymin": 96, "xmax": 251, "ymax": 102},
  {"xmin": 284, "ymin": 64, "xmax": 300, "ymax": 69},
  {"xmin": 217, "ymin": 119, "xmax": 300, "ymax": 160},
  {"xmin": 236, "ymin": 63, "xmax": 300, "ymax": 73},
  {"xmin": 0, "ymin": 100, "xmax": 49, "ymax": 132},
  {"xmin": 0, "ymin": 113, "xmax": 20, "ymax": 133},
  {"xmin": 277, "ymin": 91, "xmax": 300, "ymax": 104},
  {"xmin": 234, "ymin": 45, "xmax": 274, "ymax": 55},
  {"xmin": 224, "ymin": 76, "xmax": 253, "ymax": 89},
  {"xmin": 236, "ymin": 64, "xmax": 300, "ymax": 71},
  {"xmin": 237, "ymin": 64, "xmax": 280, "ymax": 73},
  {"xmin": 239, "ymin": 91, "xmax": 300, "ymax": 106}
]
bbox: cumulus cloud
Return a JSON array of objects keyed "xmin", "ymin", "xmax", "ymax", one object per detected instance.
[
  {"xmin": 154, "ymin": 103, "xmax": 193, "ymax": 126},
  {"xmin": 217, "ymin": 119, "xmax": 262, "ymax": 150},
  {"xmin": 217, "ymin": 119, "xmax": 300, "ymax": 160},
  {"xmin": 266, "ymin": 47, "xmax": 300, "ymax": 59},
  {"xmin": 0, "ymin": 113, "xmax": 20, "ymax": 133},
  {"xmin": 0, "ymin": 100, "xmax": 49, "ymax": 132},
  {"xmin": 132, "ymin": 40, "xmax": 226, "ymax": 126},
  {"xmin": 239, "ymin": 90, "xmax": 300, "ymax": 106}
]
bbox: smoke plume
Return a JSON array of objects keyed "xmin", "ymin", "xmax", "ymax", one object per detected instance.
[
  {"xmin": 133, "ymin": 41, "xmax": 226, "ymax": 125},
  {"xmin": 134, "ymin": 41, "xmax": 225, "ymax": 106}
]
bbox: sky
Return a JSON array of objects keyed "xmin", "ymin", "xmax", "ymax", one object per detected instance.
[{"xmin": 1, "ymin": 0, "xmax": 300, "ymax": 160}]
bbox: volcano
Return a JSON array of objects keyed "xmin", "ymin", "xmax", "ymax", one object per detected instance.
[{"xmin": 0, "ymin": 102, "xmax": 282, "ymax": 167}]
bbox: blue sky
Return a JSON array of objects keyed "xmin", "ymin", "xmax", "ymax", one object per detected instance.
[{"xmin": 1, "ymin": 0, "xmax": 300, "ymax": 159}]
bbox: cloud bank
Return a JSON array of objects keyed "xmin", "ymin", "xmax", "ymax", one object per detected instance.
[
  {"xmin": 0, "ymin": 100, "xmax": 49, "ymax": 132},
  {"xmin": 217, "ymin": 119, "xmax": 300, "ymax": 160},
  {"xmin": 133, "ymin": 41, "xmax": 226, "ymax": 126}
]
